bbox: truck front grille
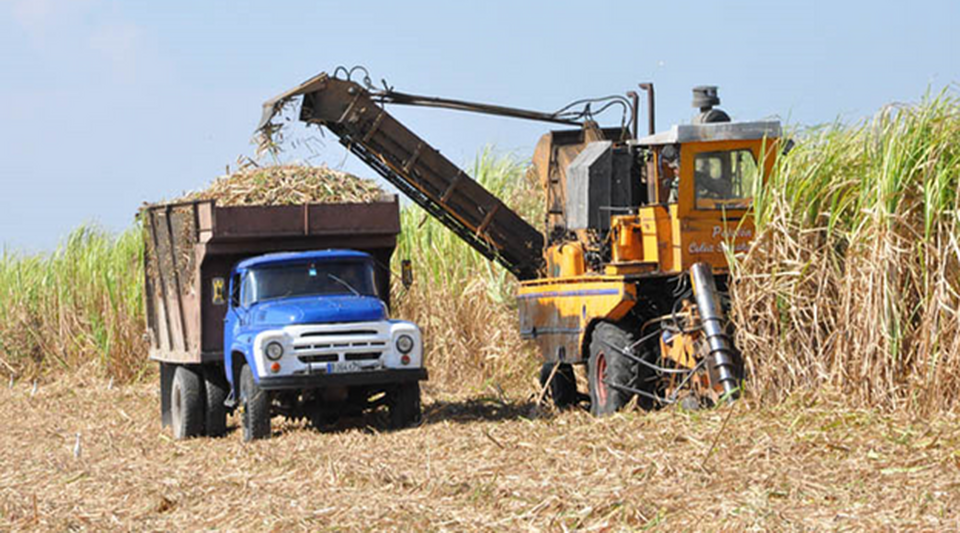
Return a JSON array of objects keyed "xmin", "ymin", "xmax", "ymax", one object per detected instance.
[
  {"xmin": 289, "ymin": 325, "xmax": 389, "ymax": 365},
  {"xmin": 294, "ymin": 341, "xmax": 386, "ymax": 351},
  {"xmin": 300, "ymin": 330, "xmax": 379, "ymax": 338}
]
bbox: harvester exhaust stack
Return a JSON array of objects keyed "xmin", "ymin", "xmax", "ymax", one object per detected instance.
[{"xmin": 692, "ymin": 86, "xmax": 731, "ymax": 124}]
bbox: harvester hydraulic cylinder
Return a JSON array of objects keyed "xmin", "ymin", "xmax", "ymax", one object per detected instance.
[{"xmin": 689, "ymin": 262, "xmax": 740, "ymax": 400}]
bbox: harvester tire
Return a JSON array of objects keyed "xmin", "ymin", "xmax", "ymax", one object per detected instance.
[
  {"xmin": 170, "ymin": 365, "xmax": 205, "ymax": 440},
  {"xmin": 588, "ymin": 322, "xmax": 639, "ymax": 416},
  {"xmin": 239, "ymin": 364, "xmax": 271, "ymax": 441},
  {"xmin": 539, "ymin": 363, "xmax": 578, "ymax": 409},
  {"xmin": 388, "ymin": 382, "xmax": 421, "ymax": 429},
  {"xmin": 203, "ymin": 366, "xmax": 229, "ymax": 438}
]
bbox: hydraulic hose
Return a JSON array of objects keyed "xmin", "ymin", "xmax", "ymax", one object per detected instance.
[{"xmin": 689, "ymin": 262, "xmax": 740, "ymax": 401}]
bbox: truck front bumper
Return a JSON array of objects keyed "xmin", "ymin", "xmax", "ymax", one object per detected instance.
[{"xmin": 256, "ymin": 368, "xmax": 428, "ymax": 391}]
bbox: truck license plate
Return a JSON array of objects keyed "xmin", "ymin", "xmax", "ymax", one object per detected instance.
[{"xmin": 325, "ymin": 361, "xmax": 372, "ymax": 374}]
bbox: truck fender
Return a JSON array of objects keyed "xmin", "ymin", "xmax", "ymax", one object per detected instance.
[{"xmin": 225, "ymin": 349, "xmax": 255, "ymax": 399}]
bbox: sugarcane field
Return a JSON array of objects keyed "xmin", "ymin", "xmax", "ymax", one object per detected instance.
[{"xmin": 2, "ymin": 2, "xmax": 959, "ymax": 531}]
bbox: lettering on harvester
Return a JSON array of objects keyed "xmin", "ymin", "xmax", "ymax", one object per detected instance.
[{"xmin": 689, "ymin": 226, "xmax": 754, "ymax": 255}]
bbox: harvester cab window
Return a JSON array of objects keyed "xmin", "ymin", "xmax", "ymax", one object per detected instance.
[
  {"xmin": 658, "ymin": 145, "xmax": 681, "ymax": 204},
  {"xmin": 693, "ymin": 149, "xmax": 758, "ymax": 210}
]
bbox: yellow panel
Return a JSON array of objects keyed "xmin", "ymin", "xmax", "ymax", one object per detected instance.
[
  {"xmin": 609, "ymin": 216, "xmax": 643, "ymax": 263},
  {"xmin": 545, "ymin": 242, "xmax": 586, "ymax": 278},
  {"xmin": 670, "ymin": 205, "xmax": 683, "ymax": 272},
  {"xmin": 517, "ymin": 276, "xmax": 637, "ymax": 363},
  {"xmin": 677, "ymin": 215, "xmax": 756, "ymax": 272},
  {"xmin": 638, "ymin": 207, "xmax": 659, "ymax": 264}
]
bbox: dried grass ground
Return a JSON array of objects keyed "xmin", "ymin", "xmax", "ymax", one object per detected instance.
[{"xmin": 2, "ymin": 374, "xmax": 959, "ymax": 531}]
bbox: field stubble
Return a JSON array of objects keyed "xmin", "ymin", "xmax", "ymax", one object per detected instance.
[{"xmin": 1, "ymin": 373, "xmax": 959, "ymax": 531}]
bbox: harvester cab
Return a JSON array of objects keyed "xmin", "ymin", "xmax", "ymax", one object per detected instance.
[{"xmin": 257, "ymin": 71, "xmax": 781, "ymax": 415}]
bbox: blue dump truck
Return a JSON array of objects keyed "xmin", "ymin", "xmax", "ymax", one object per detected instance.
[{"xmin": 141, "ymin": 198, "xmax": 426, "ymax": 441}]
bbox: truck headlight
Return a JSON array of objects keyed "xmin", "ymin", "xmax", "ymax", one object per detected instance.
[
  {"xmin": 396, "ymin": 335, "xmax": 414, "ymax": 354},
  {"xmin": 265, "ymin": 341, "xmax": 284, "ymax": 361}
]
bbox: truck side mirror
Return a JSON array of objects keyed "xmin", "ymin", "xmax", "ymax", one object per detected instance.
[
  {"xmin": 401, "ymin": 259, "xmax": 413, "ymax": 289},
  {"xmin": 782, "ymin": 138, "xmax": 795, "ymax": 156}
]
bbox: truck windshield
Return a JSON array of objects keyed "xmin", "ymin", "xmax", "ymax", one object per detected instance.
[
  {"xmin": 693, "ymin": 149, "xmax": 758, "ymax": 210},
  {"xmin": 246, "ymin": 260, "xmax": 377, "ymax": 303}
]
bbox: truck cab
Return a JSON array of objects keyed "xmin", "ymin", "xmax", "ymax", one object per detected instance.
[{"xmin": 224, "ymin": 249, "xmax": 425, "ymax": 440}]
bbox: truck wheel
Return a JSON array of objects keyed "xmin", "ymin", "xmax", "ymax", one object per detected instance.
[
  {"xmin": 388, "ymin": 382, "xmax": 421, "ymax": 429},
  {"xmin": 539, "ymin": 363, "xmax": 577, "ymax": 409},
  {"xmin": 170, "ymin": 365, "xmax": 205, "ymax": 440},
  {"xmin": 239, "ymin": 364, "xmax": 271, "ymax": 441},
  {"xmin": 203, "ymin": 366, "xmax": 228, "ymax": 438},
  {"xmin": 588, "ymin": 322, "xmax": 639, "ymax": 416}
]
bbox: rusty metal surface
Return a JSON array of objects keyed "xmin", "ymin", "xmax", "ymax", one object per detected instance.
[
  {"xmin": 517, "ymin": 276, "xmax": 638, "ymax": 364},
  {"xmin": 531, "ymin": 127, "xmax": 624, "ymax": 239},
  {"xmin": 141, "ymin": 199, "xmax": 401, "ymax": 364}
]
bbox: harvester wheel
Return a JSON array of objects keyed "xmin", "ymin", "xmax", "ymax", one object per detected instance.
[
  {"xmin": 203, "ymin": 365, "xmax": 229, "ymax": 438},
  {"xmin": 539, "ymin": 363, "xmax": 578, "ymax": 409},
  {"xmin": 239, "ymin": 364, "xmax": 271, "ymax": 441},
  {"xmin": 588, "ymin": 322, "xmax": 639, "ymax": 416},
  {"xmin": 388, "ymin": 382, "xmax": 422, "ymax": 429},
  {"xmin": 170, "ymin": 365, "xmax": 205, "ymax": 440}
]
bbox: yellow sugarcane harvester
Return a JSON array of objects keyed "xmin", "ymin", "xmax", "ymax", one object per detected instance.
[{"xmin": 258, "ymin": 68, "xmax": 780, "ymax": 414}]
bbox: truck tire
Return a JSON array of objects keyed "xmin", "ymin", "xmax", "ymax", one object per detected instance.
[
  {"xmin": 539, "ymin": 363, "xmax": 578, "ymax": 409},
  {"xmin": 388, "ymin": 382, "xmax": 421, "ymax": 429},
  {"xmin": 203, "ymin": 366, "xmax": 228, "ymax": 438},
  {"xmin": 588, "ymin": 322, "xmax": 639, "ymax": 416},
  {"xmin": 170, "ymin": 365, "xmax": 205, "ymax": 440},
  {"xmin": 239, "ymin": 364, "xmax": 271, "ymax": 441}
]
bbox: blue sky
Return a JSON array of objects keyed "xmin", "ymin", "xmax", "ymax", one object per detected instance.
[{"xmin": 1, "ymin": 0, "xmax": 957, "ymax": 251}]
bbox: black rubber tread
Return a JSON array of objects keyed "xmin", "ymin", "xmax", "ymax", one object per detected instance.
[
  {"xmin": 240, "ymin": 364, "xmax": 271, "ymax": 441},
  {"xmin": 388, "ymin": 381, "xmax": 422, "ymax": 429},
  {"xmin": 203, "ymin": 365, "xmax": 229, "ymax": 438},
  {"xmin": 539, "ymin": 363, "xmax": 578, "ymax": 409},
  {"xmin": 171, "ymin": 365, "xmax": 205, "ymax": 440},
  {"xmin": 588, "ymin": 322, "xmax": 640, "ymax": 416}
]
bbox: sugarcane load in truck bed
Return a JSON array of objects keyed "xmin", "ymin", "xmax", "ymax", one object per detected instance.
[
  {"xmin": 258, "ymin": 69, "xmax": 782, "ymax": 415},
  {"xmin": 144, "ymin": 198, "xmax": 425, "ymax": 441}
]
